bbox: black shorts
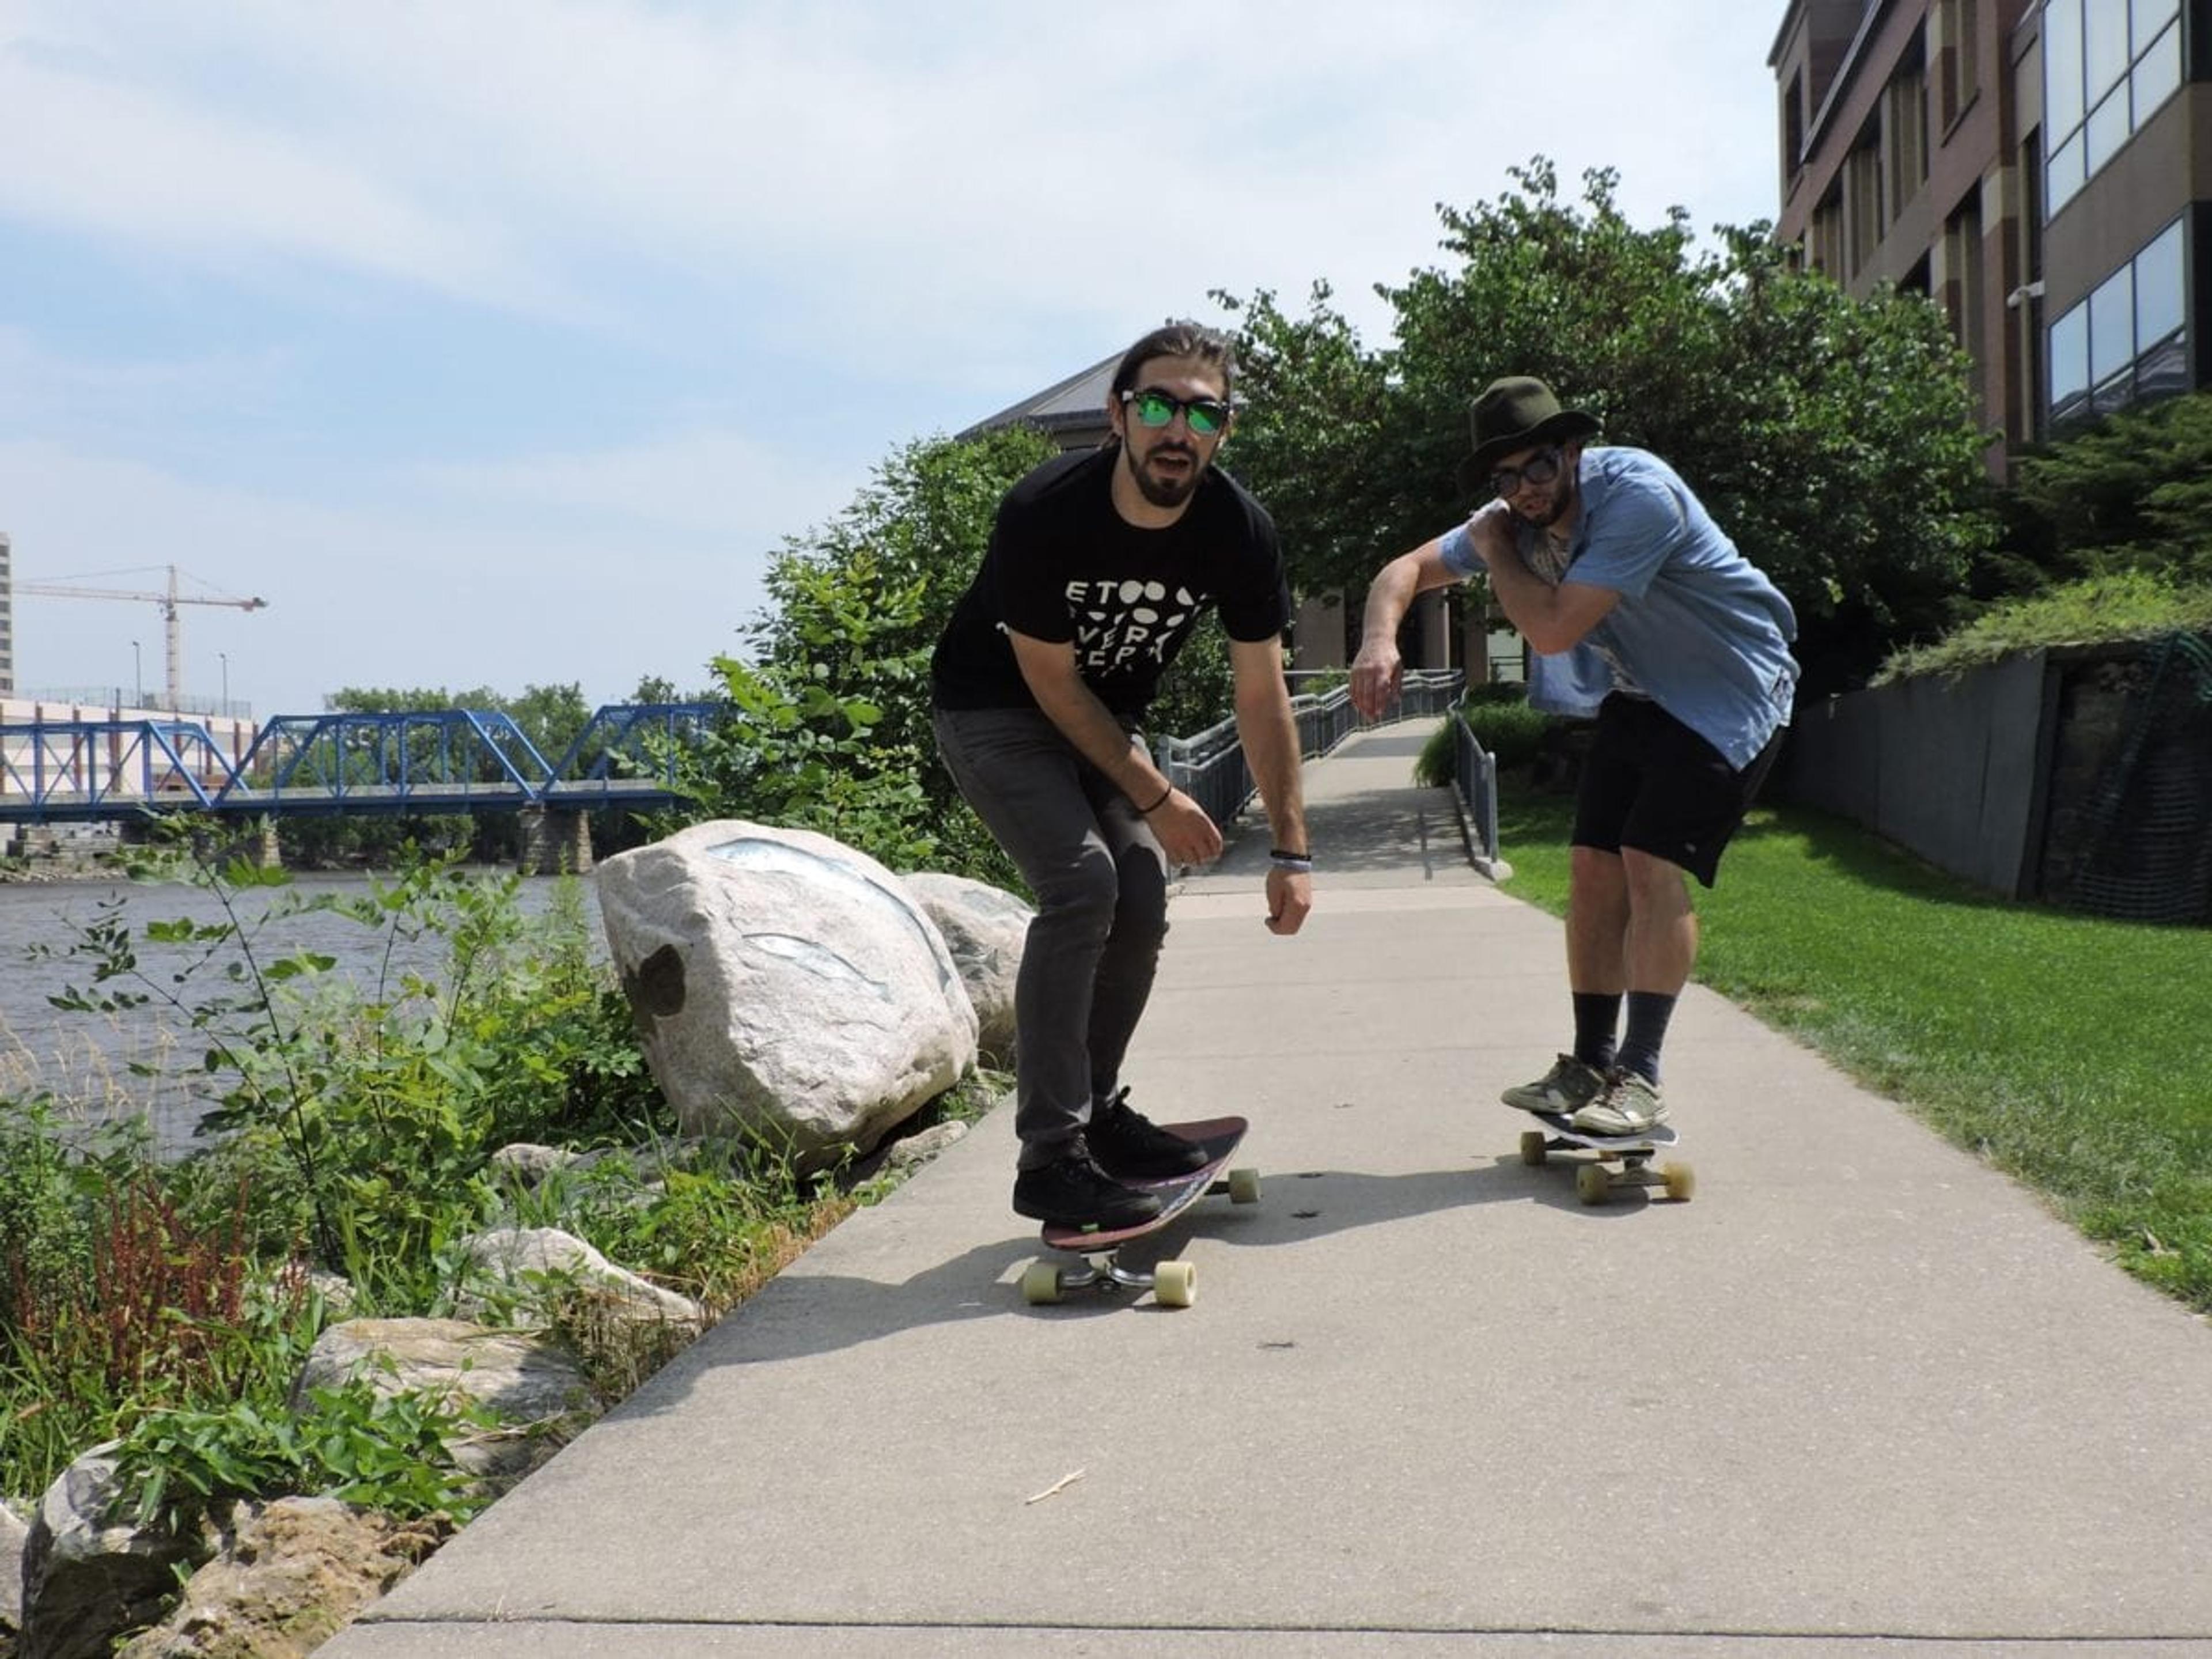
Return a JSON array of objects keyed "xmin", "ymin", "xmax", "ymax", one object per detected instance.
[{"xmin": 1571, "ymin": 695, "xmax": 1781, "ymax": 888}]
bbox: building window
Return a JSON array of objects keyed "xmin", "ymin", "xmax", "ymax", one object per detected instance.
[
  {"xmin": 1846, "ymin": 124, "xmax": 1884, "ymax": 276},
  {"xmin": 1945, "ymin": 196, "xmax": 1987, "ymax": 378},
  {"xmin": 1784, "ymin": 70, "xmax": 1805, "ymax": 174},
  {"xmin": 1938, "ymin": 0, "xmax": 1982, "ymax": 127},
  {"xmin": 2048, "ymin": 217, "xmax": 2189, "ymax": 425},
  {"xmin": 1809, "ymin": 188, "xmax": 1846, "ymax": 276},
  {"xmin": 2044, "ymin": 0, "xmax": 2184, "ymax": 217},
  {"xmin": 1885, "ymin": 56, "xmax": 1929, "ymax": 213}
]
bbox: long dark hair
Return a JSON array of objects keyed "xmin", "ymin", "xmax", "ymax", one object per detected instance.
[{"xmin": 1110, "ymin": 321, "xmax": 1234, "ymax": 402}]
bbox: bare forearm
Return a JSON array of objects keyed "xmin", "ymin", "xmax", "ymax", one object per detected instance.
[
  {"xmin": 1236, "ymin": 688, "xmax": 1306, "ymax": 853},
  {"xmin": 1359, "ymin": 551, "xmax": 1427, "ymax": 651},
  {"xmin": 1027, "ymin": 674, "xmax": 1164, "ymax": 804}
]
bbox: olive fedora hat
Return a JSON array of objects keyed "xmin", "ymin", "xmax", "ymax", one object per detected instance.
[{"xmin": 1458, "ymin": 376, "xmax": 1602, "ymax": 493}]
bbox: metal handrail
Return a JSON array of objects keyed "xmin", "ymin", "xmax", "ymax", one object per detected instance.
[{"xmin": 1151, "ymin": 669, "xmax": 1465, "ymax": 828}]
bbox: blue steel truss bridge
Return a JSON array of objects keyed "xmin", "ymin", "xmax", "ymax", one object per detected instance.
[{"xmin": 0, "ymin": 703, "xmax": 726, "ymax": 825}]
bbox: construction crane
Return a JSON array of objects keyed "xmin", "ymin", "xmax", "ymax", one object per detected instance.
[{"xmin": 16, "ymin": 564, "xmax": 268, "ymax": 710}]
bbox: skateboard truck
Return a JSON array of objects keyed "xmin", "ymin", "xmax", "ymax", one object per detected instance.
[
  {"xmin": 1021, "ymin": 1250, "xmax": 1201, "ymax": 1308},
  {"xmin": 1519, "ymin": 1115, "xmax": 1694, "ymax": 1205},
  {"xmin": 1022, "ymin": 1122, "xmax": 1257, "ymax": 1308}
]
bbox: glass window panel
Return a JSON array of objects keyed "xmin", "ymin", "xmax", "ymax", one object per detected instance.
[
  {"xmin": 2085, "ymin": 84, "xmax": 2130, "ymax": 173},
  {"xmin": 2134, "ymin": 219, "xmax": 2186, "ymax": 350},
  {"xmin": 2047, "ymin": 134, "xmax": 2086, "ymax": 214},
  {"xmin": 2089, "ymin": 266, "xmax": 2134, "ymax": 385},
  {"xmin": 2130, "ymin": 0, "xmax": 2179, "ymax": 54},
  {"xmin": 2084, "ymin": 0, "xmax": 2130, "ymax": 103},
  {"xmin": 2045, "ymin": 0, "xmax": 2085, "ymax": 134},
  {"xmin": 2091, "ymin": 373, "xmax": 2134, "ymax": 417},
  {"xmin": 2131, "ymin": 22, "xmax": 2181, "ymax": 124},
  {"xmin": 2049, "ymin": 302, "xmax": 2090, "ymax": 403},
  {"xmin": 2137, "ymin": 334, "xmax": 2188, "ymax": 401}
]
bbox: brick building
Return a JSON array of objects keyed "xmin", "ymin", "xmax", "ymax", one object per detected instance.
[{"xmin": 1771, "ymin": 0, "xmax": 2208, "ymax": 468}]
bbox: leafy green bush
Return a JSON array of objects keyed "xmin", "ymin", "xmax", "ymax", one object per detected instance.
[
  {"xmin": 1416, "ymin": 699, "xmax": 1556, "ymax": 786},
  {"xmin": 111, "ymin": 1376, "xmax": 489, "ymax": 1535},
  {"xmin": 1874, "ymin": 571, "xmax": 2212, "ymax": 684},
  {"xmin": 1463, "ymin": 678, "xmax": 1531, "ymax": 706}
]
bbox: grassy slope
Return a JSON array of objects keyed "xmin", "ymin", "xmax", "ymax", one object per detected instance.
[{"xmin": 1495, "ymin": 783, "xmax": 2212, "ymax": 1310}]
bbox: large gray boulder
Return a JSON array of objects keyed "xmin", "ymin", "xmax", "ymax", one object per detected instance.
[
  {"xmin": 597, "ymin": 821, "xmax": 978, "ymax": 1164},
  {"xmin": 453, "ymin": 1226, "xmax": 706, "ymax": 1338},
  {"xmin": 2, "ymin": 1498, "xmax": 32, "ymax": 1641},
  {"xmin": 18, "ymin": 1447, "xmax": 202, "ymax": 1659},
  {"xmin": 901, "ymin": 870, "xmax": 1031, "ymax": 1067},
  {"xmin": 293, "ymin": 1319, "xmax": 598, "ymax": 1487},
  {"xmin": 113, "ymin": 1497, "xmax": 438, "ymax": 1659}
]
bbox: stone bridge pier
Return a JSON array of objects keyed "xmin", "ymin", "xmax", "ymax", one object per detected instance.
[{"xmin": 518, "ymin": 807, "xmax": 593, "ymax": 876}]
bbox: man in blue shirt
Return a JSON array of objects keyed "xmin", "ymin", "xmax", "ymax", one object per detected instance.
[{"xmin": 1351, "ymin": 377, "xmax": 1797, "ymax": 1134}]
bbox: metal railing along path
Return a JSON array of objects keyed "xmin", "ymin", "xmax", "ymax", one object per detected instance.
[{"xmin": 1152, "ymin": 669, "xmax": 1471, "ymax": 835}]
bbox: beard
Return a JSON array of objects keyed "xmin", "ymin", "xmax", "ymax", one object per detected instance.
[
  {"xmin": 1510, "ymin": 476, "xmax": 1575, "ymax": 529},
  {"xmin": 1123, "ymin": 440, "xmax": 1203, "ymax": 509}
]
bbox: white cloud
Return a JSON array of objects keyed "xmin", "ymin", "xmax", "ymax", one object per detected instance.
[
  {"xmin": 0, "ymin": 1, "xmax": 1790, "ymax": 717},
  {"xmin": 1, "ymin": 2, "xmax": 1782, "ymax": 355}
]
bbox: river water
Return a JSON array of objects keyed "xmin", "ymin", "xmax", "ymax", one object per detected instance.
[{"xmin": 0, "ymin": 872, "xmax": 604, "ymax": 1154}]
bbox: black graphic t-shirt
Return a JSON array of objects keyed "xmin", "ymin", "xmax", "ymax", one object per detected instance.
[{"xmin": 930, "ymin": 446, "xmax": 1290, "ymax": 719}]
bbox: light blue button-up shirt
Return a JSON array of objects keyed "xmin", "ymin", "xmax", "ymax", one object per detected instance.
[{"xmin": 1438, "ymin": 446, "xmax": 1798, "ymax": 770}]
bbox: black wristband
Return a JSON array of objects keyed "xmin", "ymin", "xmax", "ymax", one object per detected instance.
[
  {"xmin": 1270, "ymin": 847, "xmax": 1311, "ymax": 862},
  {"xmin": 1138, "ymin": 783, "xmax": 1174, "ymax": 813}
]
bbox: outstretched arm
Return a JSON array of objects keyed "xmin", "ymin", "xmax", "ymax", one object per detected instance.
[{"xmin": 1351, "ymin": 538, "xmax": 1463, "ymax": 719}]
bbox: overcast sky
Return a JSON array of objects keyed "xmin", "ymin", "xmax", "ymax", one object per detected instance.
[{"xmin": 1, "ymin": 2, "xmax": 1787, "ymax": 720}]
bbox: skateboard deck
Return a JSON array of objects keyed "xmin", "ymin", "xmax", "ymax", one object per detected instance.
[
  {"xmin": 1518, "ymin": 1109, "xmax": 1694, "ymax": 1205},
  {"xmin": 1022, "ymin": 1116, "xmax": 1254, "ymax": 1308}
]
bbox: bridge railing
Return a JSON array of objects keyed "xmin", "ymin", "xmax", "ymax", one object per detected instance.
[
  {"xmin": 0, "ymin": 703, "xmax": 725, "ymax": 824},
  {"xmin": 543, "ymin": 703, "xmax": 728, "ymax": 806},
  {"xmin": 0, "ymin": 720, "xmax": 238, "ymax": 815}
]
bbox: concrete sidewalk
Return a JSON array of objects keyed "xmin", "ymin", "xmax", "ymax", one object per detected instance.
[{"xmin": 325, "ymin": 722, "xmax": 2212, "ymax": 1657}]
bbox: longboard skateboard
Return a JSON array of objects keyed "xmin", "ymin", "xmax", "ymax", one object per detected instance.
[
  {"xmin": 1518, "ymin": 1110, "xmax": 1694, "ymax": 1205},
  {"xmin": 1021, "ymin": 1116, "xmax": 1256, "ymax": 1308}
]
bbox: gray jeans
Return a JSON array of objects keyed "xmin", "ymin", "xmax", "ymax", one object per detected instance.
[{"xmin": 931, "ymin": 706, "xmax": 1169, "ymax": 1168}]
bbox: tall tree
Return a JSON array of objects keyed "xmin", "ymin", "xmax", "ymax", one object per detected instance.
[
  {"xmin": 673, "ymin": 427, "xmax": 1053, "ymax": 880},
  {"xmin": 1219, "ymin": 160, "xmax": 1997, "ymax": 695}
]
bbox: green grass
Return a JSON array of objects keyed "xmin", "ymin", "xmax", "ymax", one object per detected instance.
[{"xmin": 1496, "ymin": 781, "xmax": 2212, "ymax": 1310}]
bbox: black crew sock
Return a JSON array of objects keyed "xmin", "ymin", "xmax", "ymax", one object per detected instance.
[
  {"xmin": 1615, "ymin": 991, "xmax": 1678, "ymax": 1084},
  {"xmin": 1571, "ymin": 992, "xmax": 1622, "ymax": 1071}
]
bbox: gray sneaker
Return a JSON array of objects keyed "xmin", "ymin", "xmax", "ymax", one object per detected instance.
[
  {"xmin": 1501, "ymin": 1054, "xmax": 1607, "ymax": 1116},
  {"xmin": 1571, "ymin": 1069, "xmax": 1669, "ymax": 1136}
]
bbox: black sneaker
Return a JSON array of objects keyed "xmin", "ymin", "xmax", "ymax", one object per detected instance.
[
  {"xmin": 1013, "ymin": 1142, "xmax": 1162, "ymax": 1230},
  {"xmin": 1086, "ymin": 1088, "xmax": 1207, "ymax": 1180}
]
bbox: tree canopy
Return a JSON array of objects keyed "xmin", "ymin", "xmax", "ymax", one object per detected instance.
[
  {"xmin": 2002, "ymin": 389, "xmax": 2212, "ymax": 589},
  {"xmin": 1218, "ymin": 159, "xmax": 1999, "ymax": 696}
]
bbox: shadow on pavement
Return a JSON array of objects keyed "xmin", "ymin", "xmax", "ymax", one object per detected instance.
[{"xmin": 619, "ymin": 1153, "xmax": 1669, "ymax": 1403}]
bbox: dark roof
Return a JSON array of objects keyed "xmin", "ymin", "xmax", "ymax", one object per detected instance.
[{"xmin": 959, "ymin": 352, "xmax": 1118, "ymax": 445}]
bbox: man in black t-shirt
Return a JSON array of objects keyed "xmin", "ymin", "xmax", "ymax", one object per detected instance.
[{"xmin": 931, "ymin": 321, "xmax": 1312, "ymax": 1230}]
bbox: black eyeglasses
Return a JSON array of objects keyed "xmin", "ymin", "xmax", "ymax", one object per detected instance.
[
  {"xmin": 1121, "ymin": 388, "xmax": 1232, "ymax": 437},
  {"xmin": 1489, "ymin": 446, "xmax": 1565, "ymax": 498}
]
